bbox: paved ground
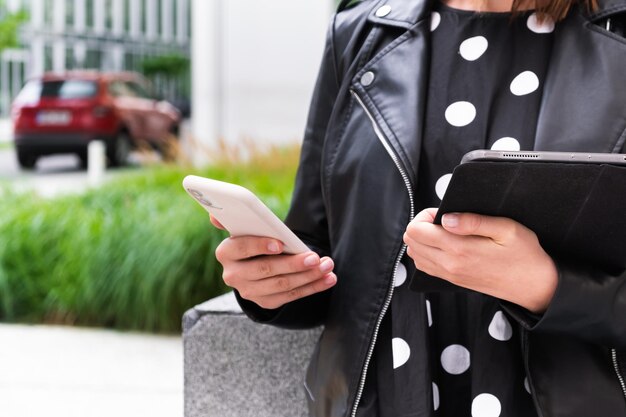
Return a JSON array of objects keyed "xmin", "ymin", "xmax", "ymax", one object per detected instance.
[
  {"xmin": 0, "ymin": 146, "xmax": 84, "ymax": 179},
  {"xmin": 0, "ymin": 324, "xmax": 183, "ymax": 417},
  {"xmin": 0, "ymin": 147, "xmax": 151, "ymax": 197},
  {"xmin": 0, "ymin": 118, "xmax": 11, "ymax": 144}
]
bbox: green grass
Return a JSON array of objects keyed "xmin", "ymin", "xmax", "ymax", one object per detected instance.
[{"xmin": 0, "ymin": 146, "xmax": 300, "ymax": 333}]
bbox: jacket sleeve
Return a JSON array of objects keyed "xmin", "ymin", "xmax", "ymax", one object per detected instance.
[
  {"xmin": 503, "ymin": 258, "xmax": 626, "ymax": 349},
  {"xmin": 235, "ymin": 16, "xmax": 341, "ymax": 330},
  {"xmin": 503, "ymin": 121, "xmax": 626, "ymax": 349}
]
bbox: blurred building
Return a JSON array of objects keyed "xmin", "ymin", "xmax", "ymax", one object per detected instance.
[
  {"xmin": 191, "ymin": 0, "xmax": 334, "ymax": 150},
  {"xmin": 0, "ymin": 0, "xmax": 190, "ymax": 117}
]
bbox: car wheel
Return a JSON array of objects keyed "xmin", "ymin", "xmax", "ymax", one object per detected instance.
[
  {"xmin": 16, "ymin": 149, "xmax": 37, "ymax": 170},
  {"xmin": 108, "ymin": 132, "xmax": 132, "ymax": 167}
]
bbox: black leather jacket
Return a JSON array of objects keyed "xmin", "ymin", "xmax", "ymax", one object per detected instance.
[{"xmin": 237, "ymin": 1, "xmax": 626, "ymax": 416}]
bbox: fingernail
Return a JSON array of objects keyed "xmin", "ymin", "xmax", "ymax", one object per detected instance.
[
  {"xmin": 319, "ymin": 259, "xmax": 334, "ymax": 273},
  {"xmin": 323, "ymin": 274, "xmax": 336, "ymax": 285},
  {"xmin": 268, "ymin": 241, "xmax": 280, "ymax": 253},
  {"xmin": 442, "ymin": 213, "xmax": 459, "ymax": 228},
  {"xmin": 304, "ymin": 254, "xmax": 319, "ymax": 267}
]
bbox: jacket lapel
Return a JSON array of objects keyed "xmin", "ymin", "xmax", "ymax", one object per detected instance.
[
  {"xmin": 350, "ymin": 0, "xmax": 434, "ymax": 185},
  {"xmin": 534, "ymin": 4, "xmax": 626, "ymax": 153}
]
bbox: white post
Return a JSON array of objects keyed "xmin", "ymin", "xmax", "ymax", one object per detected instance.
[
  {"xmin": 191, "ymin": 0, "xmax": 222, "ymax": 161},
  {"xmin": 31, "ymin": 0, "xmax": 44, "ymax": 29},
  {"xmin": 53, "ymin": 0, "xmax": 65, "ymax": 32},
  {"xmin": 1, "ymin": 58, "xmax": 9, "ymax": 116},
  {"xmin": 88, "ymin": 140, "xmax": 106, "ymax": 187},
  {"xmin": 112, "ymin": 0, "xmax": 124, "ymax": 36},
  {"xmin": 177, "ymin": 0, "xmax": 188, "ymax": 44},
  {"xmin": 130, "ymin": 0, "xmax": 142, "ymax": 38},
  {"xmin": 146, "ymin": 0, "xmax": 157, "ymax": 39},
  {"xmin": 74, "ymin": 0, "xmax": 86, "ymax": 32},
  {"xmin": 52, "ymin": 40, "xmax": 66, "ymax": 73},
  {"xmin": 111, "ymin": 44, "xmax": 124, "ymax": 71},
  {"xmin": 29, "ymin": 38, "xmax": 45, "ymax": 77},
  {"xmin": 94, "ymin": 0, "xmax": 106, "ymax": 34},
  {"xmin": 53, "ymin": 0, "xmax": 66, "ymax": 74},
  {"xmin": 161, "ymin": 0, "xmax": 173, "ymax": 41},
  {"xmin": 11, "ymin": 58, "xmax": 23, "ymax": 103},
  {"xmin": 74, "ymin": 42, "xmax": 87, "ymax": 68}
]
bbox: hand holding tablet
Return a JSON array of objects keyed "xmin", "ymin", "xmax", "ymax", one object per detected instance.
[{"xmin": 410, "ymin": 150, "xmax": 626, "ymax": 292}]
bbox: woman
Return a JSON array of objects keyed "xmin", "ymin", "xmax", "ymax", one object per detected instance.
[{"xmin": 213, "ymin": 0, "xmax": 626, "ymax": 416}]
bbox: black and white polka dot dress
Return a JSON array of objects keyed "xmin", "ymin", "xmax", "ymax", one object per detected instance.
[{"xmin": 357, "ymin": 3, "xmax": 556, "ymax": 417}]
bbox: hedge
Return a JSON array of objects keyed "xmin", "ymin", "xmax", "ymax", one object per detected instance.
[{"xmin": 0, "ymin": 146, "xmax": 299, "ymax": 333}]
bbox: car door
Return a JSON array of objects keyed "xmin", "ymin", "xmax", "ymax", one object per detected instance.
[
  {"xmin": 108, "ymin": 80, "xmax": 147, "ymax": 141},
  {"xmin": 125, "ymin": 81, "xmax": 171, "ymax": 143}
]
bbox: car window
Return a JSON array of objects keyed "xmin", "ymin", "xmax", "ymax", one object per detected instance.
[
  {"xmin": 40, "ymin": 80, "xmax": 98, "ymax": 99},
  {"xmin": 108, "ymin": 81, "xmax": 136, "ymax": 98},
  {"xmin": 14, "ymin": 79, "xmax": 99, "ymax": 104},
  {"xmin": 13, "ymin": 80, "xmax": 43, "ymax": 105},
  {"xmin": 125, "ymin": 81, "xmax": 153, "ymax": 100}
]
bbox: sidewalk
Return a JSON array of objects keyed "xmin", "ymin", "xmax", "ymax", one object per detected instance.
[
  {"xmin": 0, "ymin": 118, "xmax": 11, "ymax": 143},
  {"xmin": 0, "ymin": 324, "xmax": 183, "ymax": 417}
]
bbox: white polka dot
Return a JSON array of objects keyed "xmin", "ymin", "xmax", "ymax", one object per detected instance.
[
  {"xmin": 488, "ymin": 311, "xmax": 513, "ymax": 341},
  {"xmin": 445, "ymin": 101, "xmax": 476, "ymax": 127},
  {"xmin": 395, "ymin": 263, "xmax": 407, "ymax": 287},
  {"xmin": 432, "ymin": 382, "xmax": 440, "ymax": 410},
  {"xmin": 430, "ymin": 11, "xmax": 441, "ymax": 31},
  {"xmin": 472, "ymin": 393, "xmax": 502, "ymax": 417},
  {"xmin": 440, "ymin": 344, "xmax": 470, "ymax": 375},
  {"xmin": 510, "ymin": 71, "xmax": 540, "ymax": 96},
  {"xmin": 491, "ymin": 137, "xmax": 521, "ymax": 151},
  {"xmin": 524, "ymin": 377, "xmax": 531, "ymax": 394},
  {"xmin": 435, "ymin": 173, "xmax": 452, "ymax": 200},
  {"xmin": 426, "ymin": 299, "xmax": 433, "ymax": 327},
  {"xmin": 392, "ymin": 337, "xmax": 411, "ymax": 369},
  {"xmin": 527, "ymin": 13, "xmax": 555, "ymax": 33},
  {"xmin": 459, "ymin": 36, "xmax": 489, "ymax": 61}
]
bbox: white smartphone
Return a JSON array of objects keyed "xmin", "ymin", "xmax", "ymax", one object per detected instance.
[{"xmin": 182, "ymin": 175, "xmax": 309, "ymax": 254}]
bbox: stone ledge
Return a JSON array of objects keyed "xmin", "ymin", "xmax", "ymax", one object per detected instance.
[{"xmin": 183, "ymin": 292, "xmax": 321, "ymax": 417}]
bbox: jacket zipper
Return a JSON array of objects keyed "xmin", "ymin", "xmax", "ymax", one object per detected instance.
[
  {"xmin": 611, "ymin": 348, "xmax": 626, "ymax": 400},
  {"xmin": 350, "ymin": 89, "xmax": 415, "ymax": 417}
]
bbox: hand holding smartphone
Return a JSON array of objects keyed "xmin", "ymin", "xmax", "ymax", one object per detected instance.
[
  {"xmin": 183, "ymin": 175, "xmax": 337, "ymax": 310},
  {"xmin": 182, "ymin": 175, "xmax": 309, "ymax": 254}
]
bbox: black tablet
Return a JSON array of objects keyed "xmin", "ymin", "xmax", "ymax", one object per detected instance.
[
  {"xmin": 461, "ymin": 149, "xmax": 626, "ymax": 165},
  {"xmin": 410, "ymin": 150, "xmax": 626, "ymax": 293}
]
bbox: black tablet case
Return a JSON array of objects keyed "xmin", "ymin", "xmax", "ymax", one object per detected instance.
[{"xmin": 409, "ymin": 161, "xmax": 626, "ymax": 292}]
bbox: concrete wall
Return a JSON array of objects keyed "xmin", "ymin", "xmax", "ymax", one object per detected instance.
[
  {"xmin": 183, "ymin": 292, "xmax": 322, "ymax": 417},
  {"xmin": 191, "ymin": 0, "xmax": 334, "ymax": 152}
]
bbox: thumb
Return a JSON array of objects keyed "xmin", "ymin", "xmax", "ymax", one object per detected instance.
[{"xmin": 441, "ymin": 212, "xmax": 517, "ymax": 242}]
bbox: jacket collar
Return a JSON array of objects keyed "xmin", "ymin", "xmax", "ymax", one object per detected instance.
[
  {"xmin": 366, "ymin": 0, "xmax": 434, "ymax": 29},
  {"xmin": 364, "ymin": 0, "xmax": 626, "ymax": 26},
  {"xmin": 588, "ymin": 0, "xmax": 626, "ymax": 20}
]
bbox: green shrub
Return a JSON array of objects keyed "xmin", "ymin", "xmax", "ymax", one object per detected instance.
[{"xmin": 0, "ymin": 148, "xmax": 299, "ymax": 333}]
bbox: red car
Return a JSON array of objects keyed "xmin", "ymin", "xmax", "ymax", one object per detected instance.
[{"xmin": 11, "ymin": 71, "xmax": 182, "ymax": 169}]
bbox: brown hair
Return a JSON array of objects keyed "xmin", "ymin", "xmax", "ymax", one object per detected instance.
[{"xmin": 511, "ymin": 0, "xmax": 599, "ymax": 20}]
